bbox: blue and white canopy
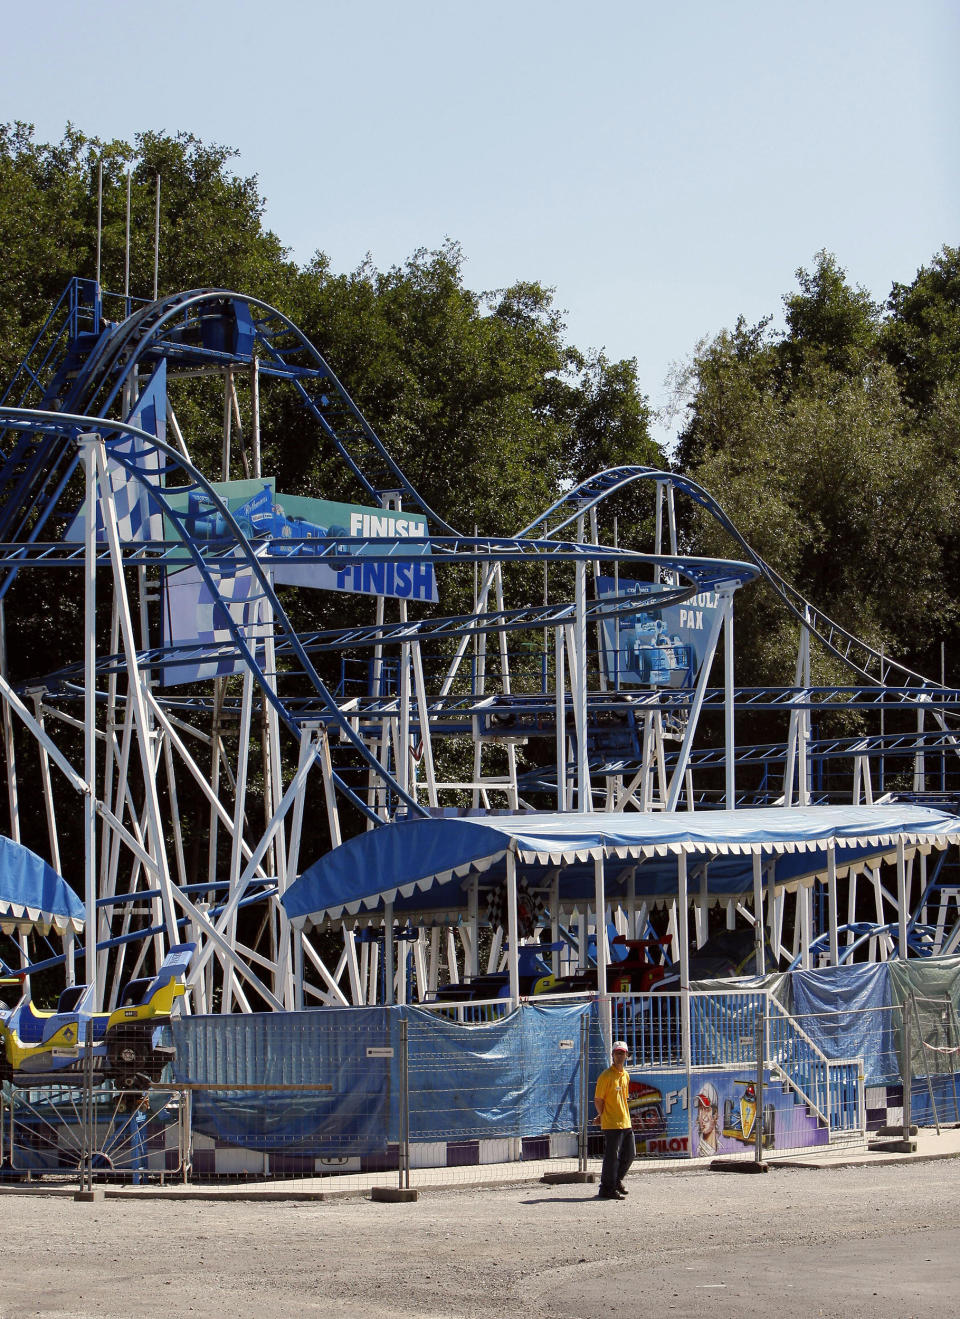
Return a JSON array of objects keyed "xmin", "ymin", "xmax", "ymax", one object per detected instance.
[
  {"xmin": 283, "ymin": 804, "xmax": 960, "ymax": 929},
  {"xmin": 0, "ymin": 836, "xmax": 84, "ymax": 936}
]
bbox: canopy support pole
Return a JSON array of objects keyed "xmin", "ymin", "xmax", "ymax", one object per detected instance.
[
  {"xmin": 506, "ymin": 849, "xmax": 520, "ymax": 1010},
  {"xmin": 897, "ymin": 838, "xmax": 908, "ymax": 958},
  {"xmin": 554, "ymin": 627, "xmax": 566, "ymax": 811},
  {"xmin": 828, "ymin": 843, "xmax": 839, "ymax": 966},
  {"xmin": 752, "ymin": 852, "xmax": 765, "ymax": 975},
  {"xmin": 678, "ymin": 852, "xmax": 691, "ymax": 1076},
  {"xmin": 594, "ymin": 855, "xmax": 610, "ymax": 1046},
  {"xmin": 384, "ymin": 900, "xmax": 395, "ymax": 1005}
]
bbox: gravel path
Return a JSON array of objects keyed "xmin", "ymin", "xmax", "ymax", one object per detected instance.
[{"xmin": 0, "ymin": 1160, "xmax": 957, "ymax": 1318}]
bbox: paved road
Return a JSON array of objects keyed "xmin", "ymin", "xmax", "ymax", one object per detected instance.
[{"xmin": 0, "ymin": 1159, "xmax": 957, "ymax": 1318}]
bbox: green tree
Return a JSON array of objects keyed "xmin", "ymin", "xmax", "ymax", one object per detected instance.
[
  {"xmin": 780, "ymin": 249, "xmax": 881, "ymax": 378},
  {"xmin": 882, "ymin": 245, "xmax": 960, "ymax": 413},
  {"xmin": 675, "ymin": 252, "xmax": 960, "ymax": 690}
]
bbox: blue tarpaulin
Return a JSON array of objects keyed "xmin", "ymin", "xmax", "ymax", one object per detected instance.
[
  {"xmin": 405, "ymin": 1000, "xmax": 601, "ymax": 1141},
  {"xmin": 781, "ymin": 962, "xmax": 896, "ymax": 1085},
  {"xmin": 171, "ymin": 1002, "xmax": 602, "ymax": 1154},
  {"xmin": 173, "ymin": 1008, "xmax": 392, "ymax": 1154}
]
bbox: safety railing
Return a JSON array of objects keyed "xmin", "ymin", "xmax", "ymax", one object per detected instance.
[
  {"xmin": 765, "ymin": 999, "xmax": 863, "ymax": 1134},
  {"xmin": 690, "ymin": 988, "xmax": 768, "ymax": 1067},
  {"xmin": 3, "ymin": 1079, "xmax": 187, "ymax": 1182},
  {"xmin": 610, "ymin": 991, "xmax": 684, "ymax": 1067},
  {"xmin": 416, "ymin": 995, "xmax": 514, "ymax": 1023}
]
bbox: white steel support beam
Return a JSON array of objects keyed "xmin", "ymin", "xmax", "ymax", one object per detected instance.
[
  {"xmin": 80, "ymin": 436, "xmax": 98, "ymax": 1006},
  {"xmin": 0, "ymin": 604, "xmax": 20, "ymax": 843},
  {"xmin": 800, "ymin": 610, "xmax": 811, "ymax": 805},
  {"xmin": 221, "ymin": 369, "xmax": 232, "ymax": 477},
  {"xmin": 222, "ymin": 667, "xmax": 255, "ymax": 1014},
  {"xmin": 574, "ymin": 514, "xmax": 589, "ymax": 812},
  {"xmin": 828, "ymin": 842, "xmax": 839, "ymax": 967},
  {"xmin": 468, "ymin": 877, "xmax": 479, "ymax": 977},
  {"xmin": 665, "ymin": 596, "xmax": 728, "ymax": 811},
  {"xmin": 493, "ymin": 567, "xmax": 519, "ymax": 809},
  {"xmin": 250, "ymin": 356, "xmax": 261, "ymax": 478},
  {"xmin": 144, "ymin": 690, "xmax": 271, "ymax": 878},
  {"xmin": 724, "ymin": 592, "xmax": 735, "ymax": 808},
  {"xmin": 555, "ymin": 626, "xmax": 566, "ymax": 812},
  {"xmin": 767, "ymin": 860, "xmax": 780, "ymax": 962},
  {"xmin": 299, "ymin": 931, "xmax": 350, "ymax": 1006},
  {"xmin": 94, "ymin": 441, "xmax": 180, "ymax": 950},
  {"xmin": 410, "ymin": 641, "xmax": 439, "ymax": 808},
  {"xmin": 32, "ymin": 696, "xmax": 61, "ymax": 874},
  {"xmin": 343, "ymin": 926, "xmax": 363, "ymax": 1004},
  {"xmin": 594, "ymin": 855, "xmax": 611, "ymax": 1046},
  {"xmin": 399, "ymin": 643, "xmax": 411, "ymax": 801},
  {"xmin": 413, "ymin": 932, "xmax": 428, "ymax": 1001}
]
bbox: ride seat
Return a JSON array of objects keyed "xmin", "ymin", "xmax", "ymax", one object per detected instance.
[
  {"xmin": 56, "ymin": 985, "xmax": 86, "ymax": 1013},
  {"xmin": 14, "ymin": 1004, "xmax": 47, "ymax": 1043},
  {"xmin": 119, "ymin": 977, "xmax": 152, "ymax": 1007}
]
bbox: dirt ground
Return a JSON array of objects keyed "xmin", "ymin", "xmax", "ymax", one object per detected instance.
[{"xmin": 0, "ymin": 1159, "xmax": 957, "ymax": 1319}]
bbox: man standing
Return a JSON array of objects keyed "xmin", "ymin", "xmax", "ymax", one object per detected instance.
[{"xmin": 594, "ymin": 1040, "xmax": 635, "ymax": 1200}]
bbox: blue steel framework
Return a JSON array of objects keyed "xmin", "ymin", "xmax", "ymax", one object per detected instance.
[{"xmin": 0, "ymin": 279, "xmax": 957, "ymax": 1020}]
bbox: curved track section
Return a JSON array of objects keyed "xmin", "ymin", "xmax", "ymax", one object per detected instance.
[{"xmin": 526, "ymin": 464, "xmax": 945, "ymax": 694}]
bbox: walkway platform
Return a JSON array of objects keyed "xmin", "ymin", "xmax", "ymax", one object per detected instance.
[{"xmin": 1, "ymin": 1126, "xmax": 958, "ymax": 1201}]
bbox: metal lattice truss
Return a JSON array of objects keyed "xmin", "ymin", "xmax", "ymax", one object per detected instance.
[{"xmin": 0, "ymin": 281, "xmax": 958, "ymax": 1014}]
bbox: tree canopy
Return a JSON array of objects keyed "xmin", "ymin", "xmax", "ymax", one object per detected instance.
[
  {"xmin": 675, "ymin": 249, "xmax": 960, "ymax": 688},
  {"xmin": 0, "ymin": 122, "xmax": 661, "ymax": 544},
  {"xmin": 2, "ymin": 123, "xmax": 957, "ymax": 693}
]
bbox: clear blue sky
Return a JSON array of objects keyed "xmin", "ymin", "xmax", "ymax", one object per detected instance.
[{"xmin": 2, "ymin": 1, "xmax": 957, "ymax": 448}]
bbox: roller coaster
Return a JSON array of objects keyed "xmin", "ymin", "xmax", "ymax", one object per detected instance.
[{"xmin": 1, "ymin": 275, "xmax": 959, "ymax": 1020}]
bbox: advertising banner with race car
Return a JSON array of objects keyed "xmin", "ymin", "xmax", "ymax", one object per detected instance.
[
  {"xmin": 159, "ymin": 479, "xmax": 437, "ymax": 685},
  {"xmin": 690, "ymin": 1070, "xmax": 829, "ymax": 1157},
  {"xmin": 270, "ymin": 492, "xmax": 437, "ymax": 604},
  {"xmin": 161, "ymin": 479, "xmax": 437, "ymax": 603},
  {"xmin": 628, "ymin": 1071, "xmax": 691, "ymax": 1158},
  {"xmin": 595, "ymin": 574, "xmax": 723, "ymax": 689}
]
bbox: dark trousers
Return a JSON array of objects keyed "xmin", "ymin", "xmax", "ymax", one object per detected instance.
[{"xmin": 600, "ymin": 1126, "xmax": 636, "ymax": 1190}]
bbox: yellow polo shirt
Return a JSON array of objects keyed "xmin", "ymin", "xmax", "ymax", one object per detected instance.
[{"xmin": 595, "ymin": 1064, "xmax": 631, "ymax": 1130}]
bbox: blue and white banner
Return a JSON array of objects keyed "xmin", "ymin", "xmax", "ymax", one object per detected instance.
[
  {"xmin": 64, "ymin": 361, "xmax": 168, "ymax": 544},
  {"xmin": 162, "ymin": 480, "xmax": 437, "ymax": 603},
  {"xmin": 596, "ymin": 574, "xmax": 723, "ymax": 688},
  {"xmin": 160, "ymin": 561, "xmax": 271, "ymax": 687}
]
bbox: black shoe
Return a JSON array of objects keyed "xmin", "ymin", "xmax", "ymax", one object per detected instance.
[
  {"xmin": 616, "ymin": 1182, "xmax": 629, "ymax": 1195},
  {"xmin": 598, "ymin": 1188, "xmax": 625, "ymax": 1200}
]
